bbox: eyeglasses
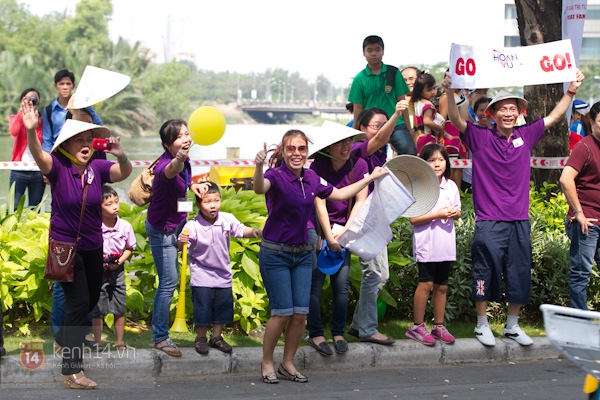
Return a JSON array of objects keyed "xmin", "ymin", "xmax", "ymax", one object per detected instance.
[
  {"xmin": 331, "ymin": 137, "xmax": 353, "ymax": 147},
  {"xmin": 367, "ymin": 124, "xmax": 384, "ymax": 130},
  {"xmin": 285, "ymin": 145, "xmax": 308, "ymax": 154}
]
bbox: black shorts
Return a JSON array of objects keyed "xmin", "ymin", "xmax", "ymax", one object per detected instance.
[{"xmin": 417, "ymin": 261, "xmax": 452, "ymax": 285}]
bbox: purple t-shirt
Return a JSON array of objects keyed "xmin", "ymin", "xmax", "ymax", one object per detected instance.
[
  {"xmin": 350, "ymin": 139, "xmax": 385, "ymax": 193},
  {"xmin": 47, "ymin": 153, "xmax": 114, "ymax": 251},
  {"xmin": 146, "ymin": 151, "xmax": 191, "ymax": 232},
  {"xmin": 263, "ymin": 163, "xmax": 333, "ymax": 245},
  {"xmin": 181, "ymin": 212, "xmax": 247, "ymax": 288},
  {"xmin": 351, "ymin": 139, "xmax": 387, "ymax": 171},
  {"xmin": 310, "ymin": 156, "xmax": 369, "ymax": 225},
  {"xmin": 462, "ymin": 119, "xmax": 545, "ymax": 221}
]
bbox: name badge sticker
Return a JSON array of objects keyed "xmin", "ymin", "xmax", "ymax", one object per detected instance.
[
  {"xmin": 177, "ymin": 198, "xmax": 193, "ymax": 213},
  {"xmin": 513, "ymin": 137, "xmax": 524, "ymax": 148}
]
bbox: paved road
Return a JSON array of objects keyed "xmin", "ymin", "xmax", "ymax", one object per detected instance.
[{"xmin": 0, "ymin": 358, "xmax": 588, "ymax": 400}]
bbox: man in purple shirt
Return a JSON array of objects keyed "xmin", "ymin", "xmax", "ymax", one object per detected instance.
[{"xmin": 442, "ymin": 69, "xmax": 585, "ymax": 347}]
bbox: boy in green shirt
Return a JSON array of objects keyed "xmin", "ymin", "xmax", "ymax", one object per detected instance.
[{"xmin": 349, "ymin": 35, "xmax": 415, "ymax": 155}]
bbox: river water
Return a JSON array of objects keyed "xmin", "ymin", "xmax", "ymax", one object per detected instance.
[{"xmin": 0, "ymin": 124, "xmax": 321, "ymax": 206}]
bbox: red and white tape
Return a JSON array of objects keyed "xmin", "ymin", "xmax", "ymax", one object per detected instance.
[
  {"xmin": 0, "ymin": 157, "xmax": 570, "ymax": 170},
  {"xmin": 450, "ymin": 157, "xmax": 568, "ymax": 169}
]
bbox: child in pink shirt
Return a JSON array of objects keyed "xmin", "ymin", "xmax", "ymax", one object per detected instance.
[
  {"xmin": 91, "ymin": 185, "xmax": 136, "ymax": 351},
  {"xmin": 178, "ymin": 182, "xmax": 261, "ymax": 355},
  {"xmin": 406, "ymin": 143, "xmax": 461, "ymax": 346}
]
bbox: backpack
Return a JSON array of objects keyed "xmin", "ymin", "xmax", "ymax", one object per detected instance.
[
  {"xmin": 45, "ymin": 104, "xmax": 54, "ymax": 134},
  {"xmin": 384, "ymin": 65, "xmax": 398, "ymax": 94}
]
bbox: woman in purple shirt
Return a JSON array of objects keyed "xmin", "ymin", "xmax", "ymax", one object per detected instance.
[
  {"xmin": 306, "ymin": 136, "xmax": 369, "ymax": 356},
  {"xmin": 145, "ymin": 119, "xmax": 207, "ymax": 358},
  {"xmin": 346, "ymin": 101, "xmax": 406, "ymax": 345},
  {"xmin": 254, "ymin": 129, "xmax": 388, "ymax": 384},
  {"xmin": 22, "ymin": 101, "xmax": 132, "ymax": 390}
]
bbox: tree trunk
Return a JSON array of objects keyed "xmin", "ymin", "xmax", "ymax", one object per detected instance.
[{"xmin": 515, "ymin": 0, "xmax": 568, "ymax": 191}]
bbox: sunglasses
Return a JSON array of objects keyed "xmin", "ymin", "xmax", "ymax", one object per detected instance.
[{"xmin": 285, "ymin": 145, "xmax": 308, "ymax": 154}]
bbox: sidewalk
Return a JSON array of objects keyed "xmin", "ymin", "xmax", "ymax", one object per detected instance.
[{"xmin": 0, "ymin": 337, "xmax": 559, "ymax": 384}]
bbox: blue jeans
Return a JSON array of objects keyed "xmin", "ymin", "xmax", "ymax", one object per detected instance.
[
  {"xmin": 259, "ymin": 244, "xmax": 312, "ymax": 316},
  {"xmin": 307, "ymin": 251, "xmax": 350, "ymax": 338},
  {"xmin": 51, "ymin": 281, "xmax": 66, "ymax": 337},
  {"xmin": 146, "ymin": 219, "xmax": 184, "ymax": 343},
  {"xmin": 9, "ymin": 170, "xmax": 45, "ymax": 207},
  {"xmin": 565, "ymin": 220, "xmax": 600, "ymax": 310},
  {"xmin": 388, "ymin": 124, "xmax": 416, "ymax": 156},
  {"xmin": 349, "ymin": 247, "xmax": 389, "ymax": 337}
]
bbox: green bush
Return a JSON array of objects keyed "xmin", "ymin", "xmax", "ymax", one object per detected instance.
[{"xmin": 2, "ymin": 183, "xmax": 599, "ymax": 334}]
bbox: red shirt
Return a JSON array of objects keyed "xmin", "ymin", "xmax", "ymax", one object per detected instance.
[
  {"xmin": 566, "ymin": 135, "xmax": 600, "ymax": 224},
  {"xmin": 9, "ymin": 111, "xmax": 43, "ymax": 161}
]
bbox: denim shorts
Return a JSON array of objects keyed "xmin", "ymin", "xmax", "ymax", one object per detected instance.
[
  {"xmin": 191, "ymin": 286, "xmax": 233, "ymax": 327},
  {"xmin": 259, "ymin": 246, "xmax": 312, "ymax": 316}
]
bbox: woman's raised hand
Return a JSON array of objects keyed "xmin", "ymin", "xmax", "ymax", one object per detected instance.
[
  {"xmin": 396, "ymin": 99, "xmax": 409, "ymax": 114},
  {"xmin": 255, "ymin": 142, "xmax": 267, "ymax": 165},
  {"xmin": 190, "ymin": 182, "xmax": 210, "ymax": 198},
  {"xmin": 20, "ymin": 98, "xmax": 39, "ymax": 130}
]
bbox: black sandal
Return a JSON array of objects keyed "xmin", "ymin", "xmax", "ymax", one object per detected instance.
[
  {"xmin": 209, "ymin": 335, "xmax": 232, "ymax": 353},
  {"xmin": 195, "ymin": 336, "xmax": 208, "ymax": 355}
]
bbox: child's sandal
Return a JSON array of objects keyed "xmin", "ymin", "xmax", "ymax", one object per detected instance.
[
  {"xmin": 62, "ymin": 371, "xmax": 97, "ymax": 389},
  {"xmin": 209, "ymin": 335, "xmax": 232, "ymax": 353}
]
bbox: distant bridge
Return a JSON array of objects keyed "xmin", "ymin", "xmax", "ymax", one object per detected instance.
[{"xmin": 238, "ymin": 103, "xmax": 348, "ymax": 124}]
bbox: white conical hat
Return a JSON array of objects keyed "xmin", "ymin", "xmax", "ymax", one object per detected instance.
[
  {"xmin": 308, "ymin": 120, "xmax": 362, "ymax": 158},
  {"xmin": 51, "ymin": 119, "xmax": 110, "ymax": 152},
  {"xmin": 72, "ymin": 65, "xmax": 131, "ymax": 109},
  {"xmin": 383, "ymin": 155, "xmax": 440, "ymax": 217}
]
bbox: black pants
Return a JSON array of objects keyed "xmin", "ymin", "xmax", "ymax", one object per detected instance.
[{"xmin": 57, "ymin": 247, "xmax": 103, "ymax": 375}]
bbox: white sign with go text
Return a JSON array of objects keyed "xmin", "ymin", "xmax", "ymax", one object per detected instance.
[{"xmin": 448, "ymin": 39, "xmax": 577, "ymax": 89}]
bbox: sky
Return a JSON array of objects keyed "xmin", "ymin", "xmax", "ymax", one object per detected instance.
[{"xmin": 19, "ymin": 0, "xmax": 508, "ymax": 86}]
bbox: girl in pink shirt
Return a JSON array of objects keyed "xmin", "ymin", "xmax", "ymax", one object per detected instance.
[{"xmin": 406, "ymin": 143, "xmax": 461, "ymax": 346}]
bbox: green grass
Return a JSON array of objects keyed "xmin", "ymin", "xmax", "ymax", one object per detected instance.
[{"xmin": 2, "ymin": 319, "xmax": 546, "ymax": 356}]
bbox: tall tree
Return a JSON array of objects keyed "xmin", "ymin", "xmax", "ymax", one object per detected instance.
[
  {"xmin": 0, "ymin": 0, "xmax": 61, "ymax": 58},
  {"xmin": 514, "ymin": 0, "xmax": 568, "ymax": 190},
  {"xmin": 55, "ymin": 0, "xmax": 113, "ymax": 54}
]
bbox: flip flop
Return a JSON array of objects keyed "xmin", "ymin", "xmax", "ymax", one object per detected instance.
[{"xmin": 155, "ymin": 338, "xmax": 182, "ymax": 357}]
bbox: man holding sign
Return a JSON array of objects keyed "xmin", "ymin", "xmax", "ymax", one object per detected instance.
[{"xmin": 442, "ymin": 66, "xmax": 584, "ymax": 347}]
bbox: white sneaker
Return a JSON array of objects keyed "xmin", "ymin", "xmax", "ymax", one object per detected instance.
[
  {"xmin": 503, "ymin": 324, "xmax": 533, "ymax": 346},
  {"xmin": 474, "ymin": 324, "xmax": 496, "ymax": 346}
]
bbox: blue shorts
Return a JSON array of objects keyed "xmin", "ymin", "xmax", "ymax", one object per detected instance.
[
  {"xmin": 259, "ymin": 245, "xmax": 312, "ymax": 316},
  {"xmin": 417, "ymin": 261, "xmax": 452, "ymax": 285},
  {"xmin": 471, "ymin": 220, "xmax": 531, "ymax": 304},
  {"xmin": 191, "ymin": 286, "xmax": 233, "ymax": 327}
]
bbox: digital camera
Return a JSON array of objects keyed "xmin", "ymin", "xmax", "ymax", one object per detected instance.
[{"xmin": 92, "ymin": 138, "xmax": 112, "ymax": 150}]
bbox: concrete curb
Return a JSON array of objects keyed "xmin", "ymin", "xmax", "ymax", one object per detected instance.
[{"xmin": 0, "ymin": 337, "xmax": 559, "ymax": 384}]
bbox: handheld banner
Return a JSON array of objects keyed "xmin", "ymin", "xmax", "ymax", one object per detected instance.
[{"xmin": 448, "ymin": 39, "xmax": 576, "ymax": 89}]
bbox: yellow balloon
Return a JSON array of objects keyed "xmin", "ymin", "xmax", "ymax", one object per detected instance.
[{"xmin": 188, "ymin": 106, "xmax": 226, "ymax": 146}]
